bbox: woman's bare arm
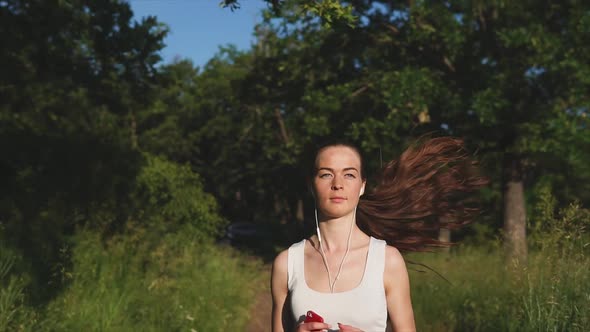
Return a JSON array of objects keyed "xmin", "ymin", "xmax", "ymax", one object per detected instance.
[
  {"xmin": 384, "ymin": 246, "xmax": 416, "ymax": 332},
  {"xmin": 271, "ymin": 250, "xmax": 289, "ymax": 332}
]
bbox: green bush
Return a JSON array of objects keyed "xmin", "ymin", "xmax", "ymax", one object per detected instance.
[
  {"xmin": 1, "ymin": 154, "xmax": 257, "ymax": 331},
  {"xmin": 133, "ymin": 154, "xmax": 226, "ymax": 240},
  {"xmin": 39, "ymin": 225, "xmax": 262, "ymax": 331}
]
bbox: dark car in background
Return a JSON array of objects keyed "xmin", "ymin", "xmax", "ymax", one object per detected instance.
[{"xmin": 222, "ymin": 222, "xmax": 273, "ymax": 248}]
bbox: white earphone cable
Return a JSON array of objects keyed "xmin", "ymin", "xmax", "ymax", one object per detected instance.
[{"xmin": 315, "ymin": 207, "xmax": 356, "ymax": 293}]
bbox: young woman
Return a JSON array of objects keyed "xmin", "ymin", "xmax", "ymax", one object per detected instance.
[{"xmin": 271, "ymin": 137, "xmax": 486, "ymax": 332}]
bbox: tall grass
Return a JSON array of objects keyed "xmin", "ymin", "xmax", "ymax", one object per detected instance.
[
  {"xmin": 409, "ymin": 247, "xmax": 589, "ymax": 331},
  {"xmin": 410, "ymin": 203, "xmax": 590, "ymax": 332},
  {"xmin": 0, "ymin": 247, "xmax": 37, "ymax": 331},
  {"xmin": 35, "ymin": 224, "xmax": 262, "ymax": 331}
]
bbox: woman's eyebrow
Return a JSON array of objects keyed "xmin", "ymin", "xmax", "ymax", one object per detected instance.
[{"xmin": 317, "ymin": 167, "xmax": 359, "ymax": 172}]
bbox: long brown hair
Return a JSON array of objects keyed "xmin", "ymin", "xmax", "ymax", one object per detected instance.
[{"xmin": 311, "ymin": 137, "xmax": 487, "ymax": 252}]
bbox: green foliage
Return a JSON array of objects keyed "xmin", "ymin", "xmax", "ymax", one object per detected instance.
[
  {"xmin": 38, "ymin": 225, "xmax": 261, "ymax": 331},
  {"xmin": 221, "ymin": 0, "xmax": 357, "ymax": 27},
  {"xmin": 1, "ymin": 0, "xmax": 168, "ymax": 301},
  {"xmin": 529, "ymin": 185, "xmax": 590, "ymax": 254},
  {"xmin": 300, "ymin": 0, "xmax": 356, "ymax": 28},
  {"xmin": 529, "ymin": 179, "xmax": 557, "ymax": 233},
  {"xmin": 0, "ymin": 248, "xmax": 37, "ymax": 332},
  {"xmin": 134, "ymin": 154, "xmax": 226, "ymax": 239},
  {"xmin": 208, "ymin": 0, "xmax": 590, "ymax": 249}
]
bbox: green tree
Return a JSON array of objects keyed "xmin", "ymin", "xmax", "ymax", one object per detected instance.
[
  {"xmin": 218, "ymin": 0, "xmax": 590, "ymax": 262},
  {"xmin": 137, "ymin": 50, "xmax": 269, "ymax": 223},
  {"xmin": 0, "ymin": 0, "xmax": 167, "ymax": 300},
  {"xmin": 221, "ymin": 0, "xmax": 357, "ymax": 27},
  {"xmin": 396, "ymin": 0, "xmax": 590, "ymax": 262}
]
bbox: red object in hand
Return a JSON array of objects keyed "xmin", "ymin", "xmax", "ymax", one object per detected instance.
[{"xmin": 304, "ymin": 310, "xmax": 324, "ymax": 323}]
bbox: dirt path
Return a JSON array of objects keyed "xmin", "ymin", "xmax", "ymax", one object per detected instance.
[{"xmin": 246, "ymin": 264, "xmax": 272, "ymax": 332}]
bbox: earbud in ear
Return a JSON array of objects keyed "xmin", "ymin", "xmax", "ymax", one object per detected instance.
[{"xmin": 359, "ymin": 186, "xmax": 365, "ymax": 197}]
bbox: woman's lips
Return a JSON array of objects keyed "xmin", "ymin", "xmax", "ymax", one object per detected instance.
[{"xmin": 329, "ymin": 197, "xmax": 346, "ymax": 203}]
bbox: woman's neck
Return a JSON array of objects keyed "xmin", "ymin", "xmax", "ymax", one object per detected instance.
[{"xmin": 316, "ymin": 213, "xmax": 364, "ymax": 252}]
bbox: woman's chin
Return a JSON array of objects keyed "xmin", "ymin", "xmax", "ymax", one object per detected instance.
[{"xmin": 320, "ymin": 208, "xmax": 355, "ymax": 220}]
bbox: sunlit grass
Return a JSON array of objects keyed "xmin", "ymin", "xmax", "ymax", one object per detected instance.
[
  {"xmin": 409, "ymin": 241, "xmax": 590, "ymax": 332},
  {"xmin": 35, "ymin": 225, "xmax": 262, "ymax": 331}
]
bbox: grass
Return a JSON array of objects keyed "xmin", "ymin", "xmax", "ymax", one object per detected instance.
[
  {"xmin": 0, "ymin": 247, "xmax": 37, "ymax": 331},
  {"xmin": 0, "ymin": 224, "xmax": 264, "ymax": 332},
  {"xmin": 409, "ymin": 241, "xmax": 590, "ymax": 332},
  {"xmin": 3, "ymin": 234, "xmax": 588, "ymax": 331}
]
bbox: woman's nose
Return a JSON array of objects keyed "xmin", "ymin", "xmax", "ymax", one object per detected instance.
[{"xmin": 331, "ymin": 178, "xmax": 343, "ymax": 190}]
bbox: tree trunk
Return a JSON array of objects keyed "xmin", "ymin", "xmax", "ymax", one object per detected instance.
[
  {"xmin": 295, "ymin": 198, "xmax": 304, "ymax": 224},
  {"xmin": 438, "ymin": 228, "xmax": 451, "ymax": 253},
  {"xmin": 503, "ymin": 153, "xmax": 527, "ymax": 265},
  {"xmin": 274, "ymin": 194, "xmax": 287, "ymax": 225},
  {"xmin": 274, "ymin": 108, "xmax": 290, "ymax": 144}
]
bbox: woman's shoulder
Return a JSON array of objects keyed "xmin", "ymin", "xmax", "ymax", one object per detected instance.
[
  {"xmin": 272, "ymin": 248, "xmax": 289, "ymax": 272},
  {"xmin": 368, "ymin": 237, "xmax": 403, "ymax": 261},
  {"xmin": 272, "ymin": 238, "xmax": 306, "ymax": 271},
  {"xmin": 271, "ymin": 247, "xmax": 292, "ymax": 296},
  {"xmin": 383, "ymin": 244, "xmax": 408, "ymax": 274}
]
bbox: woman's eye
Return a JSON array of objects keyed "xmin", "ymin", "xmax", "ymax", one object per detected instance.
[
  {"xmin": 345, "ymin": 173, "xmax": 356, "ymax": 178},
  {"xmin": 319, "ymin": 173, "xmax": 332, "ymax": 178}
]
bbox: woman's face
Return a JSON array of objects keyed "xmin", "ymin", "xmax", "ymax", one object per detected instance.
[{"xmin": 312, "ymin": 145, "xmax": 366, "ymax": 219}]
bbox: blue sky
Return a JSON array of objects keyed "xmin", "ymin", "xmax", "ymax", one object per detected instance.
[{"xmin": 129, "ymin": 0, "xmax": 268, "ymax": 67}]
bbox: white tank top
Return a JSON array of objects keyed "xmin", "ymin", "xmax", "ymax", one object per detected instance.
[{"xmin": 287, "ymin": 236, "xmax": 388, "ymax": 332}]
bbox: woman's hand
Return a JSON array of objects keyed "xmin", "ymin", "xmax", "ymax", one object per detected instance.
[
  {"xmin": 296, "ymin": 322, "xmax": 332, "ymax": 331},
  {"xmin": 337, "ymin": 323, "xmax": 364, "ymax": 331}
]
